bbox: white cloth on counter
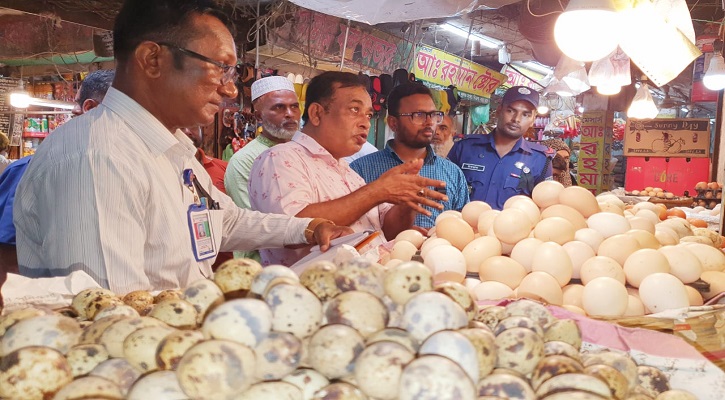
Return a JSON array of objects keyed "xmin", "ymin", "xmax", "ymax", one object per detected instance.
[{"xmin": 13, "ymin": 87, "xmax": 312, "ymax": 294}]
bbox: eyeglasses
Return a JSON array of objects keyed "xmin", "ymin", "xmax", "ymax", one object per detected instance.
[
  {"xmin": 158, "ymin": 42, "xmax": 239, "ymax": 85},
  {"xmin": 393, "ymin": 111, "xmax": 445, "ymax": 125}
]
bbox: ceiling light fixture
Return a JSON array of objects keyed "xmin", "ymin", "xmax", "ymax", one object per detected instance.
[
  {"xmin": 596, "ymin": 83, "xmax": 622, "ymax": 96},
  {"xmin": 627, "ymin": 84, "xmax": 659, "ymax": 119},
  {"xmin": 703, "ymin": 52, "xmax": 725, "ymax": 91},
  {"xmin": 554, "ymin": 0, "xmax": 619, "ymax": 62},
  {"xmin": 441, "ymin": 23, "xmax": 504, "ymax": 49}
]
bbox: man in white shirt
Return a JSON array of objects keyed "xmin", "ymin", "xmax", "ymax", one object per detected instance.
[
  {"xmin": 13, "ymin": 0, "xmax": 350, "ymax": 294},
  {"xmin": 224, "ymin": 76, "xmax": 300, "ymax": 262}
]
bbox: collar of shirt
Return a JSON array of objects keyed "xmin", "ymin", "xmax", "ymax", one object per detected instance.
[
  {"xmin": 293, "ymin": 131, "xmax": 339, "ymax": 166},
  {"xmin": 101, "ymin": 87, "xmax": 182, "ymax": 157},
  {"xmin": 256, "ymin": 135, "xmax": 278, "ymax": 148},
  {"xmin": 483, "ymin": 131, "xmax": 535, "ymax": 155},
  {"xmin": 383, "ymin": 139, "xmax": 437, "ymax": 165}
]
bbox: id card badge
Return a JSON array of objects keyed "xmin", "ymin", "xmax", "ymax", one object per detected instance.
[{"xmin": 187, "ymin": 204, "xmax": 218, "ymax": 261}]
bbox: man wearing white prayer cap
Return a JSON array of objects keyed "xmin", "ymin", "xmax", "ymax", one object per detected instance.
[{"xmin": 224, "ymin": 75, "xmax": 301, "ymax": 262}]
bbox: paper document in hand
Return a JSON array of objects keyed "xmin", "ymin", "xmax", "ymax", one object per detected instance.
[{"xmin": 290, "ymin": 230, "xmax": 381, "ymax": 274}]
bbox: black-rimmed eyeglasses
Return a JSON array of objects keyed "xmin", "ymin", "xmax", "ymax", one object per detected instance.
[
  {"xmin": 158, "ymin": 42, "xmax": 239, "ymax": 85},
  {"xmin": 392, "ymin": 111, "xmax": 445, "ymax": 125}
]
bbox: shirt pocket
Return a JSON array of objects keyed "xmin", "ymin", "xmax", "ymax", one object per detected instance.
[{"xmin": 504, "ymin": 174, "xmax": 524, "ymax": 193}]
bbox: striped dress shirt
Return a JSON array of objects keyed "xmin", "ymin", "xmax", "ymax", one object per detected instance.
[{"xmin": 13, "ymin": 88, "xmax": 311, "ymax": 294}]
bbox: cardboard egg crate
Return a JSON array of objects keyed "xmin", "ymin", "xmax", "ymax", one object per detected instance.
[{"xmin": 693, "ymin": 189, "xmax": 722, "ymax": 210}]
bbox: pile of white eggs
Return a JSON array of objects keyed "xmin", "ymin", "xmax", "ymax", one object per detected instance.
[
  {"xmin": 0, "ymin": 259, "xmax": 697, "ymax": 400},
  {"xmin": 387, "ymin": 181, "xmax": 725, "ymax": 318}
]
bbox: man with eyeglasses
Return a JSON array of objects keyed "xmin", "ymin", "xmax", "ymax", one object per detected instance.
[
  {"xmin": 249, "ymin": 71, "xmax": 447, "ymax": 266},
  {"xmin": 448, "ymin": 86, "xmax": 553, "ymax": 210},
  {"xmin": 350, "ymin": 83, "xmax": 469, "ymax": 229},
  {"xmin": 12, "ymin": 0, "xmax": 351, "ymax": 294}
]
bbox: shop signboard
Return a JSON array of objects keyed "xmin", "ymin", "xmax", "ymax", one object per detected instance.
[
  {"xmin": 623, "ymin": 119, "xmax": 710, "ymax": 158},
  {"xmin": 577, "ymin": 111, "xmax": 613, "ymax": 194},
  {"xmin": 500, "ymin": 64, "xmax": 545, "ymax": 91},
  {"xmin": 625, "ymin": 157, "xmax": 710, "ymax": 196},
  {"xmin": 410, "ymin": 45, "xmax": 506, "ymax": 101}
]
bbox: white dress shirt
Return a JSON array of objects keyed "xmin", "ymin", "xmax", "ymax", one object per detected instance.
[{"xmin": 14, "ymin": 87, "xmax": 311, "ymax": 294}]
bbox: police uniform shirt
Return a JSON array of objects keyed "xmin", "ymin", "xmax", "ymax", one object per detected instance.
[{"xmin": 448, "ymin": 132, "xmax": 553, "ymax": 210}]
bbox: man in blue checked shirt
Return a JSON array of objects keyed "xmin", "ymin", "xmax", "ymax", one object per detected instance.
[{"xmin": 350, "ymin": 83, "xmax": 469, "ymax": 229}]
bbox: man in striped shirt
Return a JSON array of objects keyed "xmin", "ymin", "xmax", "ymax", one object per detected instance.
[{"xmin": 350, "ymin": 83, "xmax": 469, "ymax": 229}]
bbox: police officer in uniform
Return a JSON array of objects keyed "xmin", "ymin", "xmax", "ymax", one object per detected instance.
[{"xmin": 448, "ymin": 86, "xmax": 553, "ymax": 210}]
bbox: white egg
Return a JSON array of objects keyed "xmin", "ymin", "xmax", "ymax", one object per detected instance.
[
  {"xmin": 510, "ymin": 237, "xmax": 544, "ymax": 273},
  {"xmin": 562, "ymin": 240, "xmax": 596, "ymax": 279},
  {"xmin": 435, "ymin": 210, "xmax": 462, "ymax": 224},
  {"xmin": 532, "ymin": 180, "xmax": 565, "ymax": 209},
  {"xmin": 580, "ymin": 256, "xmax": 625, "ymax": 285},
  {"xmin": 627, "ymin": 216, "xmax": 655, "ymax": 234},
  {"xmin": 477, "ymin": 210, "xmax": 501, "ymax": 235},
  {"xmin": 622, "ymin": 248, "xmax": 670, "ymax": 288},
  {"xmin": 395, "ymin": 229, "xmax": 426, "ymax": 249},
  {"xmin": 461, "ymin": 201, "xmax": 492, "ymax": 230},
  {"xmin": 541, "ymin": 204, "xmax": 588, "ymax": 230},
  {"xmin": 623, "ymin": 295, "xmax": 646, "ymax": 316},
  {"xmin": 493, "ymin": 208, "xmax": 533, "ymax": 244},
  {"xmin": 390, "ymin": 240, "xmax": 418, "ymax": 261},
  {"xmin": 597, "ymin": 234, "xmax": 642, "ymax": 266},
  {"xmin": 478, "ymin": 256, "xmax": 527, "ymax": 289},
  {"xmin": 638, "ymin": 273, "xmax": 689, "ymax": 313},
  {"xmin": 470, "ymin": 281, "xmax": 514, "ymax": 301},
  {"xmin": 684, "ymin": 285, "xmax": 704, "ymax": 306},
  {"xmin": 587, "ymin": 212, "xmax": 631, "ymax": 239},
  {"xmin": 436, "ymin": 217, "xmax": 475, "ymax": 250},
  {"xmin": 559, "ymin": 186, "xmax": 600, "ymax": 217},
  {"xmin": 504, "ymin": 196, "xmax": 541, "ymax": 225},
  {"xmin": 461, "ymin": 236, "xmax": 502, "ymax": 273},
  {"xmin": 562, "ymin": 284, "xmax": 585, "ymax": 308},
  {"xmin": 679, "ymin": 242, "xmax": 725, "ymax": 272},
  {"xmin": 574, "ymin": 228, "xmax": 605, "ymax": 253},
  {"xmin": 598, "ymin": 201, "xmax": 625, "ymax": 215},
  {"xmin": 531, "ymin": 242, "xmax": 573, "ymax": 287},
  {"xmin": 533, "ymin": 217, "xmax": 575, "ymax": 245},
  {"xmin": 658, "ymin": 246, "xmax": 703, "ymax": 284},
  {"xmin": 420, "ymin": 237, "xmax": 452, "ymax": 260},
  {"xmin": 517, "ymin": 271, "xmax": 563, "ymax": 305},
  {"xmin": 423, "ymin": 245, "xmax": 467, "ymax": 283},
  {"xmin": 700, "ymin": 271, "xmax": 725, "ymax": 300},
  {"xmin": 626, "ymin": 229, "xmax": 661, "ymax": 249},
  {"xmin": 582, "ymin": 277, "xmax": 628, "ymax": 317}
]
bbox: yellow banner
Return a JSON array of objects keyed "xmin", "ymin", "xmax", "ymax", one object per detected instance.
[{"xmin": 410, "ymin": 45, "xmax": 506, "ymax": 98}]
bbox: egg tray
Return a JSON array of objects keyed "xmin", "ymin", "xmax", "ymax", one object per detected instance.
[
  {"xmin": 691, "ymin": 198, "xmax": 721, "ymax": 210},
  {"xmin": 646, "ymin": 196, "xmax": 694, "ymax": 209}
]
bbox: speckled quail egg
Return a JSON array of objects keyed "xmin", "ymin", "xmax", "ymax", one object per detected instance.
[
  {"xmin": 156, "ymin": 330, "xmax": 205, "ymax": 370},
  {"xmin": 298, "ymin": 336, "xmax": 313, "ymax": 368},
  {"xmin": 127, "ymin": 370, "xmax": 187, "ymax": 400},
  {"xmin": 535, "ymin": 373, "xmax": 612, "ymax": 398},
  {"xmin": 366, "ymin": 327, "xmax": 420, "ymax": 353},
  {"xmin": 201, "ymin": 298, "xmax": 272, "ymax": 346},
  {"xmin": 531, "ymin": 355, "xmax": 584, "ymax": 390},
  {"xmin": 148, "ymin": 298, "xmax": 199, "ymax": 329},
  {"xmin": 382, "ymin": 295, "xmax": 404, "ymax": 328},
  {"xmin": 299, "ymin": 260, "xmax": 342, "ymax": 302},
  {"xmin": 0, "ymin": 346, "xmax": 73, "ymax": 400},
  {"xmin": 308, "ymin": 324, "xmax": 365, "ymax": 379},
  {"xmin": 582, "ymin": 351, "xmax": 638, "ymax": 391},
  {"xmin": 503, "ymin": 299, "xmax": 556, "ymax": 327},
  {"xmin": 541, "ymin": 392, "xmax": 612, "ymax": 399},
  {"xmin": 1, "ymin": 313, "xmax": 82, "ymax": 356},
  {"xmin": 123, "ymin": 290, "xmax": 156, "ymax": 315},
  {"xmin": 495, "ymin": 327, "xmax": 545, "ymax": 376},
  {"xmin": 398, "ymin": 354, "xmax": 477, "ymax": 400},
  {"xmin": 264, "ymin": 283, "xmax": 323, "ymax": 339},
  {"xmin": 419, "ymin": 329, "xmax": 480, "ymax": 382},
  {"xmin": 544, "ymin": 340, "xmax": 582, "ymax": 362},
  {"xmin": 249, "ymin": 264, "xmax": 300, "ymax": 298},
  {"xmin": 474, "ymin": 305, "xmax": 507, "ymax": 330},
  {"xmin": 312, "ymin": 382, "xmax": 368, "ymax": 400},
  {"xmin": 336, "ymin": 257, "xmax": 386, "ymax": 298},
  {"xmin": 477, "ymin": 372, "xmax": 536, "ymax": 400},
  {"xmin": 253, "ymin": 331, "xmax": 302, "ymax": 381},
  {"xmin": 434, "ymin": 281, "xmax": 478, "ymax": 321},
  {"xmin": 65, "ymin": 343, "xmax": 110, "ymax": 377},
  {"xmin": 353, "ymin": 341, "xmax": 414, "ymax": 400},
  {"xmin": 401, "ymin": 291, "xmax": 468, "ymax": 342},
  {"xmin": 584, "ymin": 364, "xmax": 630, "ymax": 400},
  {"xmin": 282, "ymin": 368, "xmax": 330, "ymax": 400},
  {"xmin": 52, "ymin": 375, "xmax": 124, "ymax": 400},
  {"xmin": 182, "ymin": 278, "xmax": 225, "ymax": 324},
  {"xmin": 213, "ymin": 257, "xmax": 263, "ymax": 298},
  {"xmin": 71, "ymin": 288, "xmax": 115, "ymax": 320},
  {"xmin": 383, "ymin": 261, "xmax": 433, "ymax": 305},
  {"xmin": 123, "ymin": 325, "xmax": 176, "ymax": 372},
  {"xmin": 86, "ymin": 294, "xmax": 125, "ymax": 321},
  {"xmin": 324, "ymin": 290, "xmax": 388, "ymax": 338},
  {"xmin": 176, "ymin": 339, "xmax": 257, "ymax": 400},
  {"xmin": 99, "ymin": 316, "xmax": 167, "ymax": 358},
  {"xmin": 238, "ymin": 381, "xmax": 303, "ymax": 400},
  {"xmin": 494, "ymin": 316, "xmax": 545, "ymax": 337},
  {"xmin": 90, "ymin": 357, "xmax": 143, "ymax": 395},
  {"xmin": 154, "ymin": 289, "xmax": 184, "ymax": 304},
  {"xmin": 544, "ymin": 319, "xmax": 582, "ymax": 349},
  {"xmin": 78, "ymin": 314, "xmax": 129, "ymax": 345},
  {"xmin": 93, "ymin": 303, "xmax": 140, "ymax": 320},
  {"xmin": 0, "ymin": 307, "xmax": 53, "ymax": 335},
  {"xmin": 458, "ymin": 328, "xmax": 497, "ymax": 379},
  {"xmin": 637, "ymin": 365, "xmax": 671, "ymax": 397},
  {"xmin": 655, "ymin": 389, "xmax": 698, "ymax": 400}
]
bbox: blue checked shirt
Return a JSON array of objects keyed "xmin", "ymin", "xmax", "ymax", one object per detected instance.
[{"xmin": 350, "ymin": 140, "xmax": 469, "ymax": 228}]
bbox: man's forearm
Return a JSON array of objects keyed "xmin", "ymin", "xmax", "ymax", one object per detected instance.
[{"xmin": 295, "ymin": 184, "xmax": 384, "ymax": 226}]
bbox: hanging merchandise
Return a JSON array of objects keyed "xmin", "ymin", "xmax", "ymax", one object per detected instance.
[
  {"xmin": 470, "ymin": 104, "xmax": 490, "ymax": 126},
  {"xmin": 588, "ymin": 47, "xmax": 632, "ymax": 95},
  {"xmin": 551, "ymin": 55, "xmax": 590, "ymax": 96},
  {"xmin": 627, "ymin": 84, "xmax": 659, "ymax": 119}
]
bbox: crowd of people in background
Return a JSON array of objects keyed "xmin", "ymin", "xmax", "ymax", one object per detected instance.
[{"xmin": 0, "ymin": 0, "xmax": 588, "ymax": 294}]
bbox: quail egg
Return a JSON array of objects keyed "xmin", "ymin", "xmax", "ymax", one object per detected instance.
[
  {"xmin": 52, "ymin": 375, "xmax": 123, "ymax": 400},
  {"xmin": 308, "ymin": 324, "xmax": 365, "ymax": 379},
  {"xmin": 254, "ymin": 331, "xmax": 302, "ymax": 381},
  {"xmin": 353, "ymin": 341, "xmax": 414, "ymax": 399},
  {"xmin": 324, "ymin": 290, "xmax": 388, "ymax": 337},
  {"xmin": 127, "ymin": 370, "xmax": 187, "ymax": 400},
  {"xmin": 399, "ymin": 354, "xmax": 476, "ymax": 400},
  {"xmin": 182, "ymin": 279, "xmax": 225, "ymax": 324},
  {"xmin": 401, "ymin": 291, "xmax": 468, "ymax": 342},
  {"xmin": 264, "ymin": 283, "xmax": 323, "ymax": 339},
  {"xmin": 0, "ymin": 346, "xmax": 73, "ymax": 400},
  {"xmin": 213, "ymin": 257, "xmax": 263, "ymax": 298},
  {"xmin": 156, "ymin": 330, "xmax": 205, "ymax": 370},
  {"xmin": 1, "ymin": 314, "xmax": 82, "ymax": 356},
  {"xmin": 65, "ymin": 343, "xmax": 110, "ymax": 377}
]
